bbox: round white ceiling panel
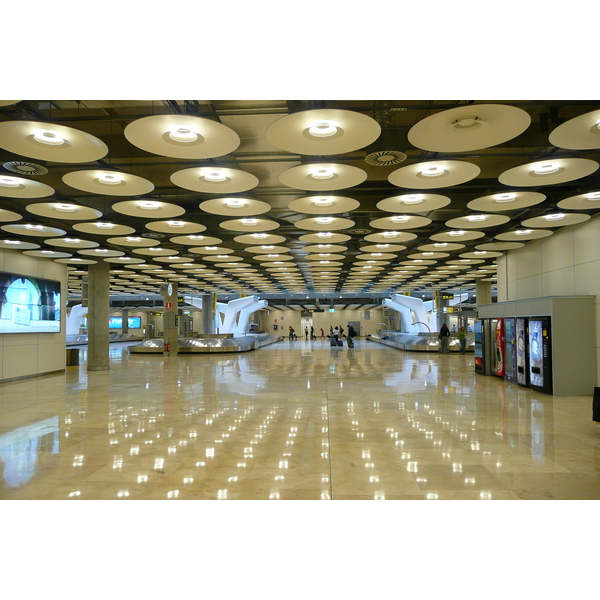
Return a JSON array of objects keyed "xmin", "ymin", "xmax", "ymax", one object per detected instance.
[
  {"xmin": 408, "ymin": 104, "xmax": 531, "ymax": 152},
  {"xmin": 298, "ymin": 232, "xmax": 351, "ymax": 244},
  {"xmin": 279, "ymin": 163, "xmax": 367, "ymax": 191},
  {"xmin": 0, "ymin": 239, "xmax": 39, "ymax": 250},
  {"xmin": 429, "ymin": 230, "xmax": 485, "ymax": 243},
  {"xmin": 467, "ymin": 190, "xmax": 546, "ymax": 212},
  {"xmin": 266, "ymin": 109, "xmax": 381, "ymax": 155},
  {"xmin": 557, "ymin": 191, "xmax": 600, "ymax": 210},
  {"xmin": 418, "ymin": 241, "xmax": 467, "ymax": 251},
  {"xmin": 0, "ymin": 121, "xmax": 108, "ymax": 163},
  {"xmin": 0, "ymin": 209, "xmax": 23, "ymax": 222},
  {"xmin": 112, "ymin": 200, "xmax": 185, "ymax": 219},
  {"xmin": 0, "ymin": 175, "xmax": 54, "ymax": 198},
  {"xmin": 123, "ymin": 114, "xmax": 240, "ymax": 159},
  {"xmin": 26, "ymin": 202, "xmax": 102, "ymax": 221},
  {"xmin": 1, "ymin": 223, "xmax": 65, "ymax": 237},
  {"xmin": 376, "ymin": 193, "xmax": 451, "ymax": 213},
  {"xmin": 445, "ymin": 213, "xmax": 510, "ymax": 229},
  {"xmin": 288, "ymin": 195, "xmax": 360, "ymax": 215},
  {"xmin": 78, "ymin": 248, "xmax": 125, "ymax": 258},
  {"xmin": 495, "ymin": 229, "xmax": 554, "ymax": 241},
  {"xmin": 219, "ymin": 218, "xmax": 280, "ymax": 232},
  {"xmin": 548, "ymin": 109, "xmax": 600, "ymax": 149},
  {"xmin": 46, "ymin": 237, "xmax": 99, "ymax": 249},
  {"xmin": 73, "ymin": 222, "xmax": 135, "ymax": 236},
  {"xmin": 520, "ymin": 212, "xmax": 591, "ymax": 228},
  {"xmin": 106, "ymin": 236, "xmax": 160, "ymax": 248},
  {"xmin": 170, "ymin": 166, "xmax": 258, "ymax": 193},
  {"xmin": 169, "ymin": 234, "xmax": 223, "ymax": 246},
  {"xmin": 498, "ymin": 158, "xmax": 599, "ymax": 186},
  {"xmin": 294, "ymin": 216, "xmax": 355, "ymax": 231},
  {"xmin": 62, "ymin": 170, "xmax": 154, "ymax": 196},
  {"xmin": 475, "ymin": 241, "xmax": 525, "ymax": 251},
  {"xmin": 199, "ymin": 197, "xmax": 271, "ymax": 216},
  {"xmin": 363, "ymin": 231, "xmax": 417, "ymax": 244},
  {"xmin": 132, "ymin": 247, "xmax": 179, "ymax": 257},
  {"xmin": 24, "ymin": 250, "xmax": 71, "ymax": 259},
  {"xmin": 234, "ymin": 233, "xmax": 286, "ymax": 245},
  {"xmin": 369, "ymin": 215, "xmax": 431, "ymax": 230},
  {"xmin": 388, "ymin": 160, "xmax": 480, "ymax": 189},
  {"xmin": 145, "ymin": 220, "xmax": 206, "ymax": 234}
]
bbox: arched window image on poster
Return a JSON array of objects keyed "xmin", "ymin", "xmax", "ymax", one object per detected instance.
[{"xmin": 0, "ymin": 273, "xmax": 61, "ymax": 333}]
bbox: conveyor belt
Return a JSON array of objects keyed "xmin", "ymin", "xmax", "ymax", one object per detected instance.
[
  {"xmin": 127, "ymin": 333, "xmax": 283, "ymax": 354},
  {"xmin": 367, "ymin": 332, "xmax": 474, "ymax": 352}
]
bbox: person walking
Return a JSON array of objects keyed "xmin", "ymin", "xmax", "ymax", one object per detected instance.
[
  {"xmin": 438, "ymin": 323, "xmax": 450, "ymax": 354},
  {"xmin": 305, "ymin": 326, "xmax": 309, "ymax": 340},
  {"xmin": 458, "ymin": 326, "xmax": 467, "ymax": 354},
  {"xmin": 347, "ymin": 324, "xmax": 356, "ymax": 339},
  {"xmin": 289, "ymin": 326, "xmax": 295, "ymax": 341},
  {"xmin": 320, "ymin": 327, "xmax": 325, "ymax": 339},
  {"xmin": 311, "ymin": 326, "xmax": 316, "ymax": 340}
]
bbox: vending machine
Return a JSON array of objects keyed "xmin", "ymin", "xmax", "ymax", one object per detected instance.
[
  {"xmin": 528, "ymin": 317, "xmax": 553, "ymax": 394},
  {"xmin": 493, "ymin": 318, "xmax": 505, "ymax": 377},
  {"xmin": 516, "ymin": 317, "xmax": 529, "ymax": 387},
  {"xmin": 504, "ymin": 318, "xmax": 517, "ymax": 383},
  {"xmin": 474, "ymin": 319, "xmax": 486, "ymax": 374}
]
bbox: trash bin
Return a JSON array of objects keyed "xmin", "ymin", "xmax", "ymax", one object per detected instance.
[{"xmin": 66, "ymin": 348, "xmax": 80, "ymax": 366}]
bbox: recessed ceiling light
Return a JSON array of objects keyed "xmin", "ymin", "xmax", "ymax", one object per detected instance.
[
  {"xmin": 252, "ymin": 233, "xmax": 267, "ymax": 239},
  {"xmin": 420, "ymin": 165, "xmax": 445, "ymax": 177},
  {"xmin": 391, "ymin": 215, "xmax": 409, "ymax": 223},
  {"xmin": 317, "ymin": 232, "xmax": 333, "ymax": 238},
  {"xmin": 139, "ymin": 201, "xmax": 161, "ymax": 210},
  {"xmin": 203, "ymin": 170, "xmax": 227, "ymax": 182},
  {"xmin": 448, "ymin": 230, "xmax": 466, "ymax": 236},
  {"xmin": 225, "ymin": 198, "xmax": 246, "ymax": 208},
  {"xmin": 532, "ymin": 162, "xmax": 560, "ymax": 175},
  {"xmin": 33, "ymin": 129, "xmax": 65, "ymax": 146},
  {"xmin": 382, "ymin": 231, "xmax": 398, "ymax": 238},
  {"xmin": 515, "ymin": 229, "xmax": 533, "ymax": 235},
  {"xmin": 545, "ymin": 213, "xmax": 565, "ymax": 221},
  {"xmin": 126, "ymin": 236, "xmax": 142, "ymax": 241},
  {"xmin": 241, "ymin": 219, "xmax": 259, "ymax": 225},
  {"xmin": 4, "ymin": 240, "xmax": 21, "ymax": 244},
  {"xmin": 96, "ymin": 222, "xmax": 114, "ymax": 229},
  {"xmin": 434, "ymin": 242, "xmax": 448, "ymax": 247},
  {"xmin": 98, "ymin": 173, "xmax": 122, "ymax": 185},
  {"xmin": 308, "ymin": 120, "xmax": 338, "ymax": 138},
  {"xmin": 168, "ymin": 126, "xmax": 198, "ymax": 143},
  {"xmin": 55, "ymin": 203, "xmax": 78, "ymax": 212},
  {"xmin": 25, "ymin": 224, "xmax": 44, "ymax": 230},
  {"xmin": 401, "ymin": 195, "xmax": 424, "ymax": 204},
  {"xmin": 312, "ymin": 197, "xmax": 334, "ymax": 206},
  {"xmin": 495, "ymin": 193, "xmax": 516, "ymax": 202},
  {"xmin": 189, "ymin": 235, "xmax": 204, "ymax": 240},
  {"xmin": 467, "ymin": 215, "xmax": 487, "ymax": 222},
  {"xmin": 474, "ymin": 251, "xmax": 487, "ymax": 255},
  {"xmin": 315, "ymin": 217, "xmax": 334, "ymax": 224},
  {"xmin": 311, "ymin": 168, "xmax": 334, "ymax": 180},
  {"xmin": 586, "ymin": 192, "xmax": 600, "ymax": 200},
  {"xmin": 0, "ymin": 176, "xmax": 21, "ymax": 188}
]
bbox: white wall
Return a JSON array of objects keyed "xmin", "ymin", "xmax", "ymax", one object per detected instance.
[
  {"xmin": 0, "ymin": 250, "xmax": 68, "ymax": 382},
  {"xmin": 496, "ymin": 212, "xmax": 600, "ymax": 385}
]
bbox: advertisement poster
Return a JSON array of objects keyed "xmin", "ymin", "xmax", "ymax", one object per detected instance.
[
  {"xmin": 528, "ymin": 319, "xmax": 544, "ymax": 388},
  {"xmin": 0, "ymin": 272, "xmax": 61, "ymax": 333}
]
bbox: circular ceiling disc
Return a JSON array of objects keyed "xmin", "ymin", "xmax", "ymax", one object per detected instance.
[
  {"xmin": 377, "ymin": 193, "xmax": 451, "ymax": 213},
  {"xmin": 0, "ymin": 209, "xmax": 23, "ymax": 222},
  {"xmin": 0, "ymin": 175, "xmax": 54, "ymax": 198},
  {"xmin": 557, "ymin": 191, "xmax": 600, "ymax": 210},
  {"xmin": 498, "ymin": 158, "xmax": 599, "ymax": 186},
  {"xmin": 305, "ymin": 253, "xmax": 346, "ymax": 261},
  {"xmin": 234, "ymin": 233, "xmax": 286, "ymax": 245},
  {"xmin": 78, "ymin": 249, "xmax": 125, "ymax": 258},
  {"xmin": 429, "ymin": 230, "xmax": 485, "ymax": 242},
  {"xmin": 302, "ymin": 244, "xmax": 348, "ymax": 253},
  {"xmin": 199, "ymin": 197, "xmax": 271, "ymax": 217},
  {"xmin": 169, "ymin": 234, "xmax": 222, "ymax": 246},
  {"xmin": 55, "ymin": 258, "xmax": 97, "ymax": 265},
  {"xmin": 26, "ymin": 202, "xmax": 102, "ymax": 221},
  {"xmin": 467, "ymin": 190, "xmax": 546, "ymax": 212},
  {"xmin": 298, "ymin": 232, "xmax": 351, "ymax": 244},
  {"xmin": 73, "ymin": 222, "xmax": 135, "ymax": 236},
  {"xmin": 103, "ymin": 257, "xmax": 147, "ymax": 264},
  {"xmin": 549, "ymin": 109, "xmax": 600, "ymax": 149},
  {"xmin": 279, "ymin": 163, "xmax": 367, "ymax": 191},
  {"xmin": 46, "ymin": 238, "xmax": 99, "ymax": 249},
  {"xmin": 1, "ymin": 223, "xmax": 65, "ymax": 237},
  {"xmin": 445, "ymin": 214, "xmax": 510, "ymax": 229},
  {"xmin": 417, "ymin": 242, "xmax": 465, "ymax": 252},
  {"xmin": 520, "ymin": 213, "xmax": 590, "ymax": 228},
  {"xmin": 112, "ymin": 200, "xmax": 185, "ymax": 219},
  {"xmin": 408, "ymin": 252, "xmax": 450, "ymax": 259},
  {"xmin": 408, "ymin": 104, "xmax": 531, "ymax": 152},
  {"xmin": 132, "ymin": 248, "xmax": 179, "ymax": 257},
  {"xmin": 388, "ymin": 160, "xmax": 480, "ymax": 189},
  {"xmin": 24, "ymin": 250, "xmax": 71, "ymax": 259},
  {"xmin": 363, "ymin": 231, "xmax": 417, "ymax": 243},
  {"xmin": 145, "ymin": 221, "xmax": 206, "ymax": 234},
  {"xmin": 495, "ymin": 229, "xmax": 554, "ymax": 241},
  {"xmin": 475, "ymin": 242, "xmax": 525, "ymax": 251},
  {"xmin": 202, "ymin": 255, "xmax": 243, "ymax": 262},
  {"xmin": 124, "ymin": 114, "xmax": 240, "ymax": 159},
  {"xmin": 294, "ymin": 216, "xmax": 355, "ymax": 231},
  {"xmin": 106, "ymin": 236, "xmax": 160, "ymax": 247},
  {"xmin": 219, "ymin": 218, "xmax": 280, "ymax": 233},
  {"xmin": 170, "ymin": 166, "xmax": 258, "ymax": 193},
  {"xmin": 460, "ymin": 250, "xmax": 503, "ymax": 259},
  {"xmin": 62, "ymin": 170, "xmax": 154, "ymax": 196},
  {"xmin": 0, "ymin": 121, "xmax": 108, "ymax": 163},
  {"xmin": 244, "ymin": 245, "xmax": 290, "ymax": 254},
  {"xmin": 369, "ymin": 215, "xmax": 431, "ymax": 230},
  {"xmin": 266, "ymin": 109, "xmax": 381, "ymax": 155},
  {"xmin": 0, "ymin": 240, "xmax": 39, "ymax": 250},
  {"xmin": 288, "ymin": 195, "xmax": 360, "ymax": 214}
]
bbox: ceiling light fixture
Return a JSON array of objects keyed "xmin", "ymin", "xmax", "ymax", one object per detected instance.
[
  {"xmin": 317, "ymin": 232, "xmax": 333, "ymax": 238},
  {"xmin": 434, "ymin": 242, "xmax": 448, "ymax": 247},
  {"xmin": 586, "ymin": 192, "xmax": 600, "ymax": 201},
  {"xmin": 448, "ymin": 230, "xmax": 466, "ymax": 236},
  {"xmin": 54, "ymin": 203, "xmax": 78, "ymax": 213},
  {"xmin": 4, "ymin": 240, "xmax": 21, "ymax": 245},
  {"xmin": 96, "ymin": 222, "xmax": 114, "ymax": 229},
  {"xmin": 495, "ymin": 193, "xmax": 517, "ymax": 203},
  {"xmin": 308, "ymin": 120, "xmax": 339, "ymax": 138},
  {"xmin": 189, "ymin": 235, "xmax": 204, "ymax": 240},
  {"xmin": 25, "ymin": 224, "xmax": 44, "ymax": 230},
  {"xmin": 0, "ymin": 176, "xmax": 20, "ymax": 188},
  {"xmin": 166, "ymin": 221, "xmax": 185, "ymax": 228},
  {"xmin": 312, "ymin": 197, "xmax": 334, "ymax": 206},
  {"xmin": 420, "ymin": 165, "xmax": 445, "ymax": 177},
  {"xmin": 515, "ymin": 229, "xmax": 533, "ymax": 235},
  {"xmin": 241, "ymin": 219, "xmax": 258, "ymax": 225},
  {"xmin": 467, "ymin": 214, "xmax": 487, "ymax": 222},
  {"xmin": 311, "ymin": 168, "xmax": 334, "ymax": 180},
  {"xmin": 203, "ymin": 170, "xmax": 227, "ymax": 182},
  {"xmin": 382, "ymin": 231, "xmax": 398, "ymax": 238},
  {"xmin": 545, "ymin": 213, "xmax": 565, "ymax": 221},
  {"xmin": 168, "ymin": 126, "xmax": 199, "ymax": 143},
  {"xmin": 139, "ymin": 201, "xmax": 161, "ymax": 210},
  {"xmin": 33, "ymin": 129, "xmax": 65, "ymax": 146},
  {"xmin": 391, "ymin": 215, "xmax": 409, "ymax": 223},
  {"xmin": 316, "ymin": 217, "xmax": 334, "ymax": 224},
  {"xmin": 224, "ymin": 199, "xmax": 247, "ymax": 208},
  {"xmin": 252, "ymin": 233, "xmax": 267, "ymax": 239},
  {"xmin": 533, "ymin": 162, "xmax": 560, "ymax": 175},
  {"xmin": 401, "ymin": 195, "xmax": 424, "ymax": 204},
  {"xmin": 98, "ymin": 173, "xmax": 122, "ymax": 185}
]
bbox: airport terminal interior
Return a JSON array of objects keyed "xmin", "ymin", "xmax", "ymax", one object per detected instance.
[{"xmin": 1, "ymin": 99, "xmax": 600, "ymax": 501}]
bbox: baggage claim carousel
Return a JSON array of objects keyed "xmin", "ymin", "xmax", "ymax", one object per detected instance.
[
  {"xmin": 367, "ymin": 331, "xmax": 474, "ymax": 352},
  {"xmin": 128, "ymin": 333, "xmax": 283, "ymax": 354}
]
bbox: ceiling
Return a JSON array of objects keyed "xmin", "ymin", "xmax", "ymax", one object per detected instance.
[{"xmin": 1, "ymin": 99, "xmax": 600, "ymax": 306}]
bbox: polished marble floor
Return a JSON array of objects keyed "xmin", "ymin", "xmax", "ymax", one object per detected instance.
[{"xmin": 1, "ymin": 338, "xmax": 600, "ymax": 500}]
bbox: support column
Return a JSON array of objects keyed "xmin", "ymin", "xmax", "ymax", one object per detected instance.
[
  {"xmin": 202, "ymin": 293, "xmax": 216, "ymax": 335},
  {"xmin": 121, "ymin": 309, "xmax": 129, "ymax": 334},
  {"xmin": 162, "ymin": 282, "xmax": 179, "ymax": 355},
  {"xmin": 87, "ymin": 261, "xmax": 110, "ymax": 371},
  {"xmin": 476, "ymin": 280, "xmax": 492, "ymax": 308}
]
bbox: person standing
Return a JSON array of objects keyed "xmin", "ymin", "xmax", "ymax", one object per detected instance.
[
  {"xmin": 304, "ymin": 326, "xmax": 309, "ymax": 340},
  {"xmin": 438, "ymin": 323, "xmax": 450, "ymax": 354},
  {"xmin": 458, "ymin": 326, "xmax": 466, "ymax": 354},
  {"xmin": 333, "ymin": 326, "xmax": 339, "ymax": 342},
  {"xmin": 311, "ymin": 326, "xmax": 316, "ymax": 340},
  {"xmin": 347, "ymin": 324, "xmax": 356, "ymax": 339},
  {"xmin": 289, "ymin": 326, "xmax": 295, "ymax": 341}
]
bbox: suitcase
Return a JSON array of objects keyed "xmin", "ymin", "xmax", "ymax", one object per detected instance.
[
  {"xmin": 337, "ymin": 340, "xmax": 343, "ymax": 347},
  {"xmin": 347, "ymin": 336, "xmax": 354, "ymax": 348},
  {"xmin": 330, "ymin": 338, "xmax": 337, "ymax": 347}
]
